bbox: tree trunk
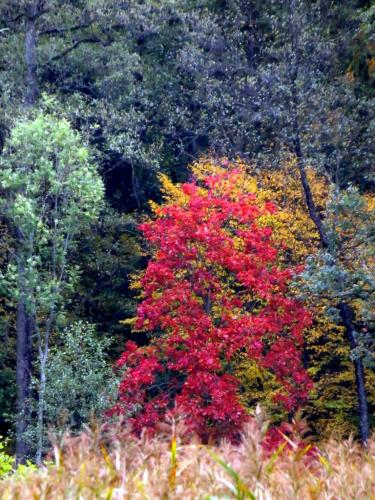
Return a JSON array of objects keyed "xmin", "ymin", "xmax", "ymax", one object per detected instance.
[
  {"xmin": 292, "ymin": 117, "xmax": 370, "ymax": 444},
  {"xmin": 338, "ymin": 302, "xmax": 370, "ymax": 443},
  {"xmin": 15, "ymin": 2, "xmax": 40, "ymax": 463},
  {"xmin": 15, "ymin": 282, "xmax": 32, "ymax": 464},
  {"xmin": 25, "ymin": 3, "xmax": 39, "ymax": 106},
  {"xmin": 35, "ymin": 353, "xmax": 47, "ymax": 465},
  {"xmin": 131, "ymin": 164, "xmax": 142, "ymax": 210},
  {"xmin": 292, "ymin": 105, "xmax": 370, "ymax": 444},
  {"xmin": 287, "ymin": 1, "xmax": 370, "ymax": 442},
  {"xmin": 293, "ymin": 132, "xmax": 329, "ymax": 249}
]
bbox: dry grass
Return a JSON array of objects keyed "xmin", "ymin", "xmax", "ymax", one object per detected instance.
[{"xmin": 1, "ymin": 420, "xmax": 375, "ymax": 499}]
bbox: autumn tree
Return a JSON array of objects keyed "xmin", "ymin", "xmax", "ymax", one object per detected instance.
[
  {"xmin": 249, "ymin": 0, "xmax": 374, "ymax": 442},
  {"xmin": 148, "ymin": 158, "xmax": 374, "ymax": 439},
  {"xmin": 111, "ymin": 164, "xmax": 312, "ymax": 441}
]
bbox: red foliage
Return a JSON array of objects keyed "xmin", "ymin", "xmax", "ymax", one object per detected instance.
[
  {"xmin": 262, "ymin": 420, "xmax": 319, "ymax": 462},
  {"xmin": 110, "ymin": 171, "xmax": 312, "ymax": 441}
]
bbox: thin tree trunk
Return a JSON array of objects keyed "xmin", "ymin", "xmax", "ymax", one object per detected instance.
[
  {"xmin": 338, "ymin": 302, "xmax": 370, "ymax": 443},
  {"xmin": 131, "ymin": 164, "xmax": 142, "ymax": 210},
  {"xmin": 294, "ymin": 132, "xmax": 370, "ymax": 442},
  {"xmin": 35, "ymin": 352, "xmax": 47, "ymax": 465},
  {"xmin": 15, "ymin": 2, "xmax": 40, "ymax": 463},
  {"xmin": 35, "ymin": 312, "xmax": 55, "ymax": 464},
  {"xmin": 292, "ymin": 128, "xmax": 329, "ymax": 249},
  {"xmin": 287, "ymin": 0, "xmax": 370, "ymax": 443},
  {"xmin": 292, "ymin": 92, "xmax": 370, "ymax": 445},
  {"xmin": 25, "ymin": 3, "xmax": 39, "ymax": 106},
  {"xmin": 15, "ymin": 265, "xmax": 32, "ymax": 464}
]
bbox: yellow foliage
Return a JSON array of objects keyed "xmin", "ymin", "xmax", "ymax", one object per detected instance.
[
  {"xmin": 187, "ymin": 156, "xmax": 328, "ymax": 262},
  {"xmin": 158, "ymin": 173, "xmax": 190, "ymax": 207},
  {"xmin": 141, "ymin": 157, "xmax": 374, "ymax": 438},
  {"xmin": 234, "ymin": 354, "xmax": 287, "ymax": 423}
]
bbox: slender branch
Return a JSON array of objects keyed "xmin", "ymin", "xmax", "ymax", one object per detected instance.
[
  {"xmin": 40, "ymin": 22, "xmax": 91, "ymax": 36},
  {"xmin": 5, "ymin": 13, "xmax": 25, "ymax": 25},
  {"xmin": 51, "ymin": 35, "xmax": 103, "ymax": 61},
  {"xmin": 287, "ymin": 0, "xmax": 329, "ymax": 248},
  {"xmin": 47, "ymin": 22, "xmax": 128, "ymax": 62}
]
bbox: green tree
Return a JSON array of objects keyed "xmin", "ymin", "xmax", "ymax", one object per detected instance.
[
  {"xmin": 31, "ymin": 321, "xmax": 117, "ymax": 451},
  {"xmin": 299, "ymin": 188, "xmax": 375, "ymax": 436},
  {"xmin": 0, "ymin": 113, "xmax": 104, "ymax": 463},
  {"xmin": 70, "ymin": 208, "xmax": 141, "ymax": 352}
]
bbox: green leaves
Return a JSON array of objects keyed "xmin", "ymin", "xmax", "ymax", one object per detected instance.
[
  {"xmin": 0, "ymin": 437, "xmax": 14, "ymax": 478},
  {"xmin": 42, "ymin": 321, "xmax": 118, "ymax": 435},
  {"xmin": 0, "ymin": 113, "xmax": 104, "ymax": 314},
  {"xmin": 207, "ymin": 450, "xmax": 256, "ymax": 500},
  {"xmin": 0, "ymin": 114, "xmax": 105, "ymax": 455}
]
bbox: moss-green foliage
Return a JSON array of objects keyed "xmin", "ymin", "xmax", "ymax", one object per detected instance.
[
  {"xmin": 69, "ymin": 208, "xmax": 142, "ymax": 357},
  {"xmin": 27, "ymin": 321, "xmax": 118, "ymax": 452},
  {"xmin": 44, "ymin": 321, "xmax": 118, "ymax": 429}
]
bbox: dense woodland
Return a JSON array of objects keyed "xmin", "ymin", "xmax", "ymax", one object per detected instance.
[{"xmin": 0, "ymin": 0, "xmax": 374, "ymax": 474}]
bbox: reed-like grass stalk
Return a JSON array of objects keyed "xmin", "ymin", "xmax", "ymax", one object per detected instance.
[{"xmin": 1, "ymin": 420, "xmax": 374, "ymax": 499}]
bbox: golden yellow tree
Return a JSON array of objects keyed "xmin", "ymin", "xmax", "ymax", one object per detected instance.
[{"xmin": 149, "ymin": 157, "xmax": 374, "ymax": 438}]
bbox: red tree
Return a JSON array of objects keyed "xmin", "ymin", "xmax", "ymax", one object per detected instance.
[{"xmin": 111, "ymin": 169, "xmax": 312, "ymax": 441}]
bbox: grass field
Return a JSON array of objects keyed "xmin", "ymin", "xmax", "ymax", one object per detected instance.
[{"xmin": 1, "ymin": 419, "xmax": 374, "ymax": 499}]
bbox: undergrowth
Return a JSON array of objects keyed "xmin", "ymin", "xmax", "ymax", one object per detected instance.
[{"xmin": 1, "ymin": 419, "xmax": 374, "ymax": 499}]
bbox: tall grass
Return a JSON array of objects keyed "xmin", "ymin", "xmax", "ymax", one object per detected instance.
[{"xmin": 1, "ymin": 420, "xmax": 374, "ymax": 499}]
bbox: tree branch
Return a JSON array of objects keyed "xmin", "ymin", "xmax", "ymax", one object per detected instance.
[
  {"xmin": 51, "ymin": 35, "xmax": 103, "ymax": 61},
  {"xmin": 40, "ymin": 22, "xmax": 91, "ymax": 36}
]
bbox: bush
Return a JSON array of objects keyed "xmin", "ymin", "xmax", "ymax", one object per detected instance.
[
  {"xmin": 27, "ymin": 321, "xmax": 118, "ymax": 454},
  {"xmin": 0, "ymin": 437, "xmax": 14, "ymax": 478}
]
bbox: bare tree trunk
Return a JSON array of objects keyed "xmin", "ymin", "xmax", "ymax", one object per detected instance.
[
  {"xmin": 15, "ymin": 264, "xmax": 32, "ymax": 464},
  {"xmin": 338, "ymin": 302, "xmax": 370, "ymax": 443},
  {"xmin": 25, "ymin": 3, "xmax": 39, "ymax": 106},
  {"xmin": 131, "ymin": 164, "xmax": 142, "ymax": 210},
  {"xmin": 35, "ymin": 351, "xmax": 47, "ymax": 465},
  {"xmin": 292, "ymin": 118, "xmax": 329, "ymax": 249},
  {"xmin": 35, "ymin": 313, "xmax": 55, "ymax": 465}
]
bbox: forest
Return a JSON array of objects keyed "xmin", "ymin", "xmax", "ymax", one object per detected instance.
[{"xmin": 0, "ymin": 0, "xmax": 374, "ymax": 498}]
